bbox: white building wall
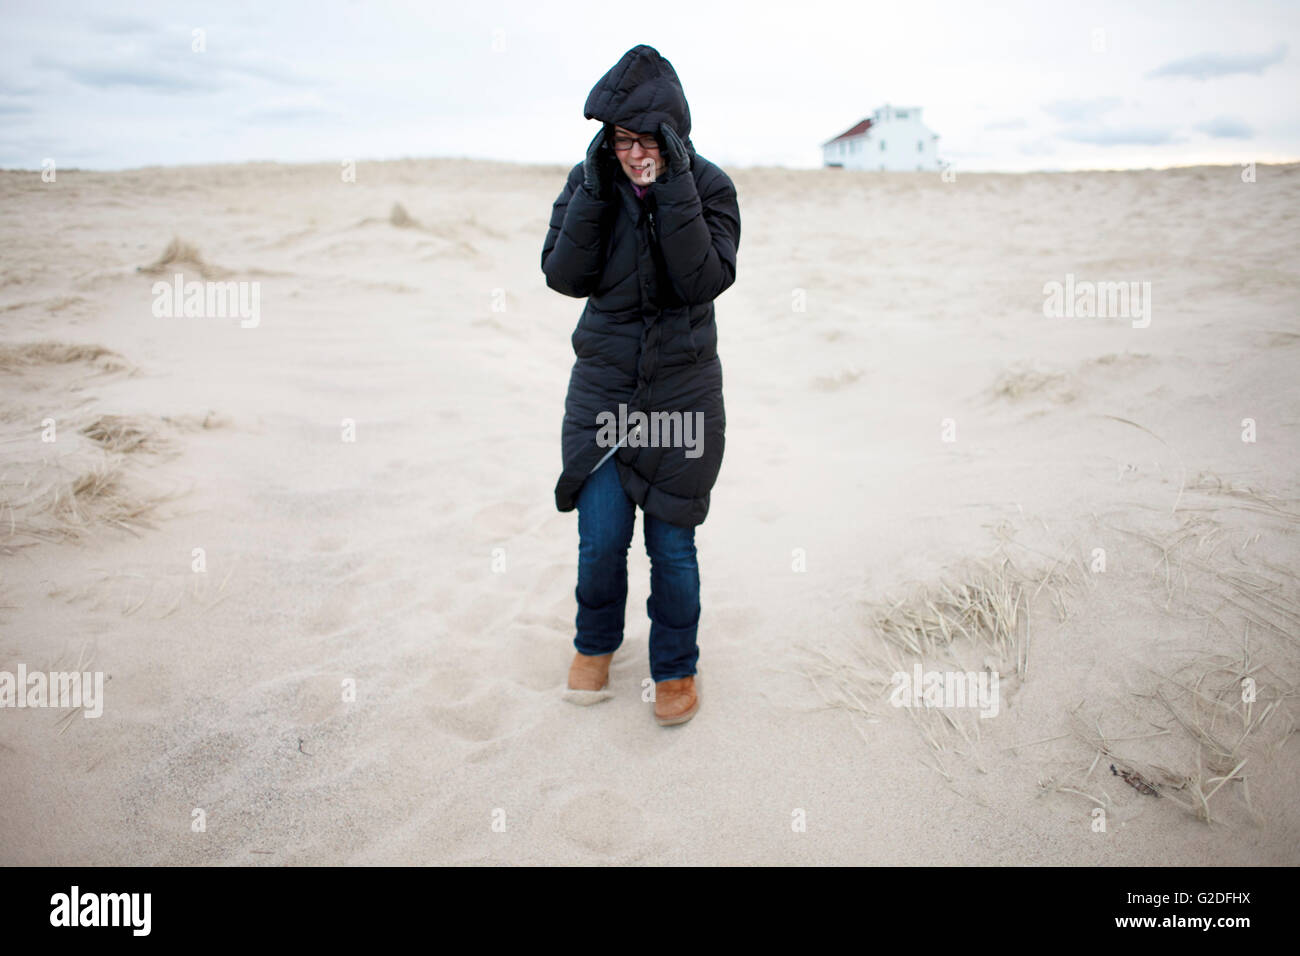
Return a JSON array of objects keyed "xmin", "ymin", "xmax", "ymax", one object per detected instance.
[{"xmin": 822, "ymin": 105, "xmax": 941, "ymax": 171}]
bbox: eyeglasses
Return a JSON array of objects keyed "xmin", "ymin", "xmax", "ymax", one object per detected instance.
[{"xmin": 611, "ymin": 133, "xmax": 660, "ymax": 151}]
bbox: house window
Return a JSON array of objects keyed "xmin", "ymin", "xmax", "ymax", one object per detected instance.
[
  {"xmin": 896, "ymin": 110, "xmax": 908, "ymax": 118},
  {"xmin": 917, "ymin": 140, "xmax": 923, "ymax": 152},
  {"xmin": 880, "ymin": 140, "xmax": 886, "ymax": 151}
]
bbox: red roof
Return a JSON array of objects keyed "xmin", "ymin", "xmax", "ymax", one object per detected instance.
[{"xmin": 823, "ymin": 118, "xmax": 872, "ymax": 146}]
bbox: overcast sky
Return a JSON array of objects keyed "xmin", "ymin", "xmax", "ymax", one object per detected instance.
[{"xmin": 1, "ymin": 0, "xmax": 1297, "ymax": 172}]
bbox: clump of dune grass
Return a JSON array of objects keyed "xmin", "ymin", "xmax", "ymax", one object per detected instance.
[
  {"xmin": 1034, "ymin": 706, "xmax": 1184, "ymax": 816},
  {"xmin": 1048, "ymin": 643, "xmax": 1293, "ymax": 826},
  {"xmin": 1088, "ymin": 351, "xmax": 1150, "ymax": 367},
  {"xmin": 988, "ymin": 364, "xmax": 1075, "ymax": 404},
  {"xmin": 812, "ymin": 365, "xmax": 863, "ymax": 391},
  {"xmin": 138, "ymin": 237, "xmax": 227, "ymax": 279},
  {"xmin": 1105, "ymin": 485, "xmax": 1300, "ymax": 639},
  {"xmin": 55, "ymin": 461, "xmax": 152, "ymax": 532},
  {"xmin": 871, "ymin": 549, "xmax": 1078, "ymax": 679},
  {"xmin": 160, "ymin": 410, "xmax": 232, "ymax": 431},
  {"xmin": 1, "ymin": 411, "xmax": 191, "ymax": 546},
  {"xmin": 44, "ymin": 296, "xmax": 86, "ymax": 313},
  {"xmin": 80, "ymin": 414, "xmax": 175, "ymax": 455},
  {"xmin": 0, "ymin": 455, "xmax": 178, "ymax": 544},
  {"xmin": 1041, "ymin": 479, "xmax": 1300, "ymax": 826},
  {"xmin": 0, "ymin": 341, "xmax": 134, "ymax": 376},
  {"xmin": 0, "ymin": 341, "xmax": 214, "ymax": 549},
  {"xmin": 793, "ymin": 544, "xmax": 1080, "ymax": 779},
  {"xmin": 389, "ymin": 203, "xmax": 418, "ymax": 228},
  {"xmin": 1185, "ymin": 471, "xmax": 1300, "ymax": 521}
]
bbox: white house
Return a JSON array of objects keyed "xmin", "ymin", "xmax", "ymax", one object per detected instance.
[{"xmin": 822, "ymin": 104, "xmax": 941, "ymax": 171}]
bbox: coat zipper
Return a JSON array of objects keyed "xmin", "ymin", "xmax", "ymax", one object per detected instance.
[{"xmin": 641, "ymin": 208, "xmax": 658, "ymax": 415}]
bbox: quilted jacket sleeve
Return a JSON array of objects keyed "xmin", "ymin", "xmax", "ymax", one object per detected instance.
[
  {"xmin": 652, "ymin": 168, "xmax": 740, "ymax": 306},
  {"xmin": 541, "ymin": 162, "xmax": 609, "ymax": 298}
]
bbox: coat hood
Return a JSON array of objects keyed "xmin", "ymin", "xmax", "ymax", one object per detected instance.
[{"xmin": 584, "ymin": 44, "xmax": 695, "ymax": 156}]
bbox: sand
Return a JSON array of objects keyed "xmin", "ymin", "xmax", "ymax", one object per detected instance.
[{"xmin": 1, "ymin": 158, "xmax": 1297, "ymax": 864}]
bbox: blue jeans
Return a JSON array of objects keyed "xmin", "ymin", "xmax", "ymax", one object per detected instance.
[{"xmin": 574, "ymin": 457, "xmax": 700, "ymax": 682}]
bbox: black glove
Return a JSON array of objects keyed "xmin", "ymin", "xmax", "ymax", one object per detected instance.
[
  {"xmin": 581, "ymin": 124, "xmax": 616, "ymax": 201},
  {"xmin": 658, "ymin": 122, "xmax": 690, "ymax": 182}
]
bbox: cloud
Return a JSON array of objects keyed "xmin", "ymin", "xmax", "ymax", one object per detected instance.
[
  {"xmin": 33, "ymin": 54, "xmax": 216, "ymax": 93},
  {"xmin": 1044, "ymin": 96, "xmax": 1180, "ymax": 147},
  {"xmin": 1041, "ymin": 97, "xmax": 1123, "ymax": 124},
  {"xmin": 32, "ymin": 43, "xmax": 311, "ymax": 95},
  {"xmin": 1147, "ymin": 42, "xmax": 1287, "ymax": 80},
  {"xmin": 1018, "ymin": 139, "xmax": 1056, "ymax": 156},
  {"xmin": 0, "ymin": 98, "xmax": 32, "ymax": 116},
  {"xmin": 0, "ymin": 75, "xmax": 41, "ymax": 97},
  {"xmin": 90, "ymin": 17, "xmax": 157, "ymax": 36},
  {"xmin": 218, "ymin": 54, "xmax": 312, "ymax": 87},
  {"xmin": 984, "ymin": 118, "xmax": 1027, "ymax": 131},
  {"xmin": 1194, "ymin": 115, "xmax": 1254, "ymax": 139},
  {"xmin": 239, "ymin": 94, "xmax": 337, "ymax": 124},
  {"xmin": 1059, "ymin": 126, "xmax": 1181, "ymax": 146}
]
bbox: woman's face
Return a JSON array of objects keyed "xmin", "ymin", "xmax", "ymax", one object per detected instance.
[{"xmin": 611, "ymin": 124, "xmax": 666, "ymax": 185}]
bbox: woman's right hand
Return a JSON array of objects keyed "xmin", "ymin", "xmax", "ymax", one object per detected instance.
[{"xmin": 581, "ymin": 125, "xmax": 615, "ymax": 201}]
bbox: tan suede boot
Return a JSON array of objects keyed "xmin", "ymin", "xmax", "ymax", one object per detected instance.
[
  {"xmin": 654, "ymin": 674, "xmax": 699, "ymax": 726},
  {"xmin": 567, "ymin": 650, "xmax": 614, "ymax": 692}
]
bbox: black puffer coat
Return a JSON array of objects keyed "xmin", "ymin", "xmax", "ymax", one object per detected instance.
[{"xmin": 541, "ymin": 44, "xmax": 741, "ymax": 528}]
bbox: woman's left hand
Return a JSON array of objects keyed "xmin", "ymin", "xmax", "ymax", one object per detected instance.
[{"xmin": 658, "ymin": 122, "xmax": 690, "ymax": 181}]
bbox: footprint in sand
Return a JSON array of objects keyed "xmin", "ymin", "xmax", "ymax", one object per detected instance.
[
  {"xmin": 292, "ymin": 674, "xmax": 352, "ymax": 726},
  {"xmin": 424, "ymin": 683, "xmax": 523, "ymax": 743},
  {"xmin": 303, "ymin": 586, "xmax": 358, "ymax": 636},
  {"xmin": 513, "ymin": 600, "xmax": 573, "ymax": 637},
  {"xmin": 445, "ymin": 599, "xmax": 502, "ymax": 636},
  {"xmin": 706, "ymin": 605, "xmax": 761, "ymax": 636},
  {"xmin": 556, "ymin": 789, "xmax": 646, "ymax": 853},
  {"xmin": 471, "ymin": 501, "xmax": 533, "ymax": 539},
  {"xmin": 168, "ymin": 730, "xmax": 251, "ymax": 792},
  {"xmin": 530, "ymin": 562, "xmax": 573, "ymax": 595}
]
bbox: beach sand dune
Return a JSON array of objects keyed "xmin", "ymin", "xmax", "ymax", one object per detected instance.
[{"xmin": 0, "ymin": 160, "xmax": 1296, "ymax": 864}]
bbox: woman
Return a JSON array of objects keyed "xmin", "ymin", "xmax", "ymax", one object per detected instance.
[{"xmin": 540, "ymin": 44, "xmax": 741, "ymax": 726}]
